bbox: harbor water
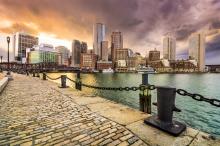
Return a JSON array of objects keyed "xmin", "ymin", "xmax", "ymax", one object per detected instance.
[{"xmin": 47, "ymin": 72, "xmax": 220, "ymax": 137}]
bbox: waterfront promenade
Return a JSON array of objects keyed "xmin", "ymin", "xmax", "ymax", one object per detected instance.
[{"xmin": 0, "ymin": 73, "xmax": 219, "ymax": 146}]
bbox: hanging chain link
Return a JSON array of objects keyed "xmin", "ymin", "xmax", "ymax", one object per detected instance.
[
  {"xmin": 43, "ymin": 73, "xmax": 61, "ymax": 80},
  {"xmin": 80, "ymin": 83, "xmax": 156, "ymax": 91},
  {"xmin": 176, "ymin": 89, "xmax": 220, "ymax": 107},
  {"xmin": 66, "ymin": 77, "xmax": 76, "ymax": 83}
]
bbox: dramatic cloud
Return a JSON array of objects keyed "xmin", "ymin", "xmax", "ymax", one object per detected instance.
[{"xmin": 0, "ymin": 0, "xmax": 220, "ymax": 64}]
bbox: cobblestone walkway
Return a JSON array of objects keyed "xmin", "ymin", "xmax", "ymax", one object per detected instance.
[{"xmin": 0, "ymin": 74, "xmax": 146, "ymax": 146}]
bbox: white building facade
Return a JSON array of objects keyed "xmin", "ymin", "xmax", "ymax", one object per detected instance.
[
  {"xmin": 189, "ymin": 33, "xmax": 205, "ymax": 72},
  {"xmin": 13, "ymin": 32, "xmax": 38, "ymax": 63},
  {"xmin": 163, "ymin": 36, "xmax": 176, "ymax": 60}
]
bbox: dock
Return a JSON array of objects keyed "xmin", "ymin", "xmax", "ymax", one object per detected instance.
[{"xmin": 0, "ymin": 73, "xmax": 219, "ymax": 146}]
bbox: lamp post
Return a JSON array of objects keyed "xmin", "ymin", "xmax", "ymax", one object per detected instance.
[{"xmin": 7, "ymin": 36, "xmax": 11, "ymax": 75}]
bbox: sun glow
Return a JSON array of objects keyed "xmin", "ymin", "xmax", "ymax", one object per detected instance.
[{"xmin": 38, "ymin": 32, "xmax": 72, "ymax": 50}]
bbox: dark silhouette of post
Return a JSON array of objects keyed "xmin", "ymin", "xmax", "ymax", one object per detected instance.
[
  {"xmin": 7, "ymin": 36, "xmax": 10, "ymax": 75},
  {"xmin": 140, "ymin": 73, "xmax": 151, "ymax": 114},
  {"xmin": 0, "ymin": 56, "xmax": 2, "ymax": 72}
]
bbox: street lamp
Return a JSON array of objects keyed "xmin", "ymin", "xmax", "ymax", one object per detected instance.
[{"xmin": 7, "ymin": 36, "xmax": 10, "ymax": 75}]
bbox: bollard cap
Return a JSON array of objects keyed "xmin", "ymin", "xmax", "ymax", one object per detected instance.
[{"xmin": 156, "ymin": 86, "xmax": 176, "ymax": 90}]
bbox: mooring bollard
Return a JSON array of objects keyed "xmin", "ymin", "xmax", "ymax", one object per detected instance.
[
  {"xmin": 42, "ymin": 73, "xmax": 47, "ymax": 80},
  {"xmin": 36, "ymin": 71, "xmax": 40, "ymax": 78},
  {"xmin": 32, "ymin": 72, "xmax": 35, "ymax": 77},
  {"xmin": 144, "ymin": 86, "xmax": 186, "ymax": 136},
  {"xmin": 75, "ymin": 71, "xmax": 82, "ymax": 90},
  {"xmin": 60, "ymin": 75, "xmax": 67, "ymax": 88},
  {"xmin": 26, "ymin": 70, "xmax": 29, "ymax": 76},
  {"xmin": 139, "ymin": 73, "xmax": 151, "ymax": 114}
]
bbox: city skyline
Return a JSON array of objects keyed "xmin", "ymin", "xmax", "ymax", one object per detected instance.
[{"xmin": 0, "ymin": 0, "xmax": 220, "ymax": 64}]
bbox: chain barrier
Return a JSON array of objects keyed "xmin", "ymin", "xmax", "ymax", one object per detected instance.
[
  {"xmin": 176, "ymin": 89, "xmax": 220, "ymax": 107},
  {"xmin": 43, "ymin": 73, "xmax": 61, "ymax": 80},
  {"xmin": 80, "ymin": 83, "xmax": 156, "ymax": 91},
  {"xmin": 41, "ymin": 73, "xmax": 220, "ymax": 108},
  {"xmin": 66, "ymin": 77, "xmax": 77, "ymax": 83}
]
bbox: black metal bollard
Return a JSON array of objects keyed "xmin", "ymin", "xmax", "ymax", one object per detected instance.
[
  {"xmin": 36, "ymin": 71, "xmax": 40, "ymax": 78},
  {"xmin": 42, "ymin": 73, "xmax": 47, "ymax": 80},
  {"xmin": 144, "ymin": 86, "xmax": 186, "ymax": 136},
  {"xmin": 75, "ymin": 71, "xmax": 82, "ymax": 91},
  {"xmin": 139, "ymin": 73, "xmax": 151, "ymax": 114},
  {"xmin": 60, "ymin": 75, "xmax": 67, "ymax": 88},
  {"xmin": 26, "ymin": 70, "xmax": 29, "ymax": 76},
  {"xmin": 32, "ymin": 72, "xmax": 35, "ymax": 77}
]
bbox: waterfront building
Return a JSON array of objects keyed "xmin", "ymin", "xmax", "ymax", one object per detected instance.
[
  {"xmin": 13, "ymin": 32, "xmax": 38, "ymax": 63},
  {"xmin": 163, "ymin": 36, "xmax": 176, "ymax": 60},
  {"xmin": 115, "ymin": 48, "xmax": 133, "ymax": 72},
  {"xmin": 188, "ymin": 33, "xmax": 205, "ymax": 72},
  {"xmin": 28, "ymin": 44, "xmax": 58, "ymax": 64},
  {"xmin": 148, "ymin": 59, "xmax": 197, "ymax": 73},
  {"xmin": 80, "ymin": 53, "xmax": 97, "ymax": 70},
  {"xmin": 81, "ymin": 42, "xmax": 88, "ymax": 53},
  {"xmin": 55, "ymin": 46, "xmax": 70, "ymax": 66},
  {"xmin": 101, "ymin": 41, "xmax": 108, "ymax": 61},
  {"xmin": 93, "ymin": 23, "xmax": 105, "ymax": 60},
  {"xmin": 97, "ymin": 61, "xmax": 113, "ymax": 71},
  {"xmin": 111, "ymin": 31, "xmax": 123, "ymax": 62},
  {"xmin": 71, "ymin": 40, "xmax": 81, "ymax": 67},
  {"xmin": 149, "ymin": 48, "xmax": 160, "ymax": 61}
]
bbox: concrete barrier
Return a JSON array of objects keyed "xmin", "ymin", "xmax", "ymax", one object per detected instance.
[{"xmin": 0, "ymin": 77, "xmax": 9, "ymax": 93}]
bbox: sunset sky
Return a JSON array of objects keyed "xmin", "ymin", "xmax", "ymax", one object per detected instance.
[{"xmin": 0, "ymin": 0, "xmax": 220, "ymax": 64}]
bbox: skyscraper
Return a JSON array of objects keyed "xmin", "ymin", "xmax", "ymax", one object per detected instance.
[
  {"xmin": 163, "ymin": 36, "xmax": 176, "ymax": 60},
  {"xmin": 189, "ymin": 33, "xmax": 205, "ymax": 72},
  {"xmin": 13, "ymin": 32, "xmax": 38, "ymax": 62},
  {"xmin": 111, "ymin": 31, "xmax": 123, "ymax": 62},
  {"xmin": 93, "ymin": 23, "xmax": 105, "ymax": 60},
  {"xmin": 101, "ymin": 41, "xmax": 108, "ymax": 61},
  {"xmin": 55, "ymin": 46, "xmax": 70, "ymax": 66},
  {"xmin": 71, "ymin": 40, "xmax": 81, "ymax": 67},
  {"xmin": 81, "ymin": 42, "xmax": 88, "ymax": 53},
  {"xmin": 149, "ymin": 48, "xmax": 160, "ymax": 61}
]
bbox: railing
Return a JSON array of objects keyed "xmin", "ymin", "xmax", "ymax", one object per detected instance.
[
  {"xmin": 0, "ymin": 62, "xmax": 78, "ymax": 73},
  {"xmin": 32, "ymin": 72, "xmax": 220, "ymax": 137}
]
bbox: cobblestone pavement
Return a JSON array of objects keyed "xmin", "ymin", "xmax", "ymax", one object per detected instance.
[
  {"xmin": 0, "ymin": 74, "xmax": 146, "ymax": 146},
  {"xmin": 0, "ymin": 73, "xmax": 4, "ymax": 80}
]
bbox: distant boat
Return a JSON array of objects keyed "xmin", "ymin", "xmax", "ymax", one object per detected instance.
[
  {"xmin": 92, "ymin": 69, "xmax": 99, "ymax": 73},
  {"xmin": 102, "ymin": 68, "xmax": 114, "ymax": 73},
  {"xmin": 137, "ymin": 66, "xmax": 156, "ymax": 74}
]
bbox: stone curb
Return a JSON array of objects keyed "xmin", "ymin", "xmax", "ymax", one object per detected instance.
[{"xmin": 0, "ymin": 77, "xmax": 9, "ymax": 94}]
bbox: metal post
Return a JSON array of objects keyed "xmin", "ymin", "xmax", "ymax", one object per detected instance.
[
  {"xmin": 36, "ymin": 71, "xmax": 40, "ymax": 78},
  {"xmin": 43, "ymin": 73, "xmax": 47, "ymax": 80},
  {"xmin": 6, "ymin": 36, "xmax": 10, "ymax": 75},
  {"xmin": 0, "ymin": 56, "xmax": 2, "ymax": 72},
  {"xmin": 26, "ymin": 70, "xmax": 29, "ymax": 76},
  {"xmin": 75, "ymin": 71, "xmax": 81, "ymax": 90},
  {"xmin": 60, "ymin": 75, "xmax": 67, "ymax": 88},
  {"xmin": 139, "ymin": 73, "xmax": 151, "ymax": 114},
  {"xmin": 33, "ymin": 71, "xmax": 35, "ymax": 77},
  {"xmin": 144, "ymin": 86, "xmax": 186, "ymax": 136}
]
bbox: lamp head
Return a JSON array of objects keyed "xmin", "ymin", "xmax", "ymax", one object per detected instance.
[{"xmin": 7, "ymin": 36, "xmax": 10, "ymax": 43}]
